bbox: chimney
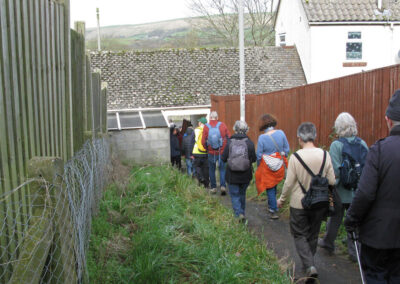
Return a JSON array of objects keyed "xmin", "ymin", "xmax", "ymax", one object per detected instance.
[{"xmin": 377, "ymin": 0, "xmax": 383, "ymax": 11}]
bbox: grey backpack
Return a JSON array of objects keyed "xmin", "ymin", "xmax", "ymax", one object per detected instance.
[{"xmin": 228, "ymin": 138, "xmax": 250, "ymax": 171}]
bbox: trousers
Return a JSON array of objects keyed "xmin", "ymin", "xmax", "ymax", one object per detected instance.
[
  {"xmin": 194, "ymin": 155, "xmax": 209, "ymax": 188},
  {"xmin": 360, "ymin": 244, "xmax": 400, "ymax": 284},
  {"xmin": 322, "ymin": 200, "xmax": 356, "ymax": 258},
  {"xmin": 290, "ymin": 207, "xmax": 327, "ymax": 269}
]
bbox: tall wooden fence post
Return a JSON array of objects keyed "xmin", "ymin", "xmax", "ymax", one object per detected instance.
[{"xmin": 9, "ymin": 157, "xmax": 63, "ymax": 284}]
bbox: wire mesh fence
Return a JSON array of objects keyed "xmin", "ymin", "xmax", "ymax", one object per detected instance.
[{"xmin": 0, "ymin": 138, "xmax": 110, "ymax": 283}]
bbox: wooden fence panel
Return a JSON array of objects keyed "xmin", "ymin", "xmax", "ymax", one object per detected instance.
[
  {"xmin": 0, "ymin": 0, "xmax": 108, "ymax": 282},
  {"xmin": 212, "ymin": 64, "xmax": 400, "ymax": 149}
]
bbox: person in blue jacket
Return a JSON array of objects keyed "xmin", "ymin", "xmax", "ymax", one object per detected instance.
[{"xmin": 256, "ymin": 114, "xmax": 290, "ymax": 219}]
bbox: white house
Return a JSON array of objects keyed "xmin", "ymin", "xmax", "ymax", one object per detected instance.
[{"xmin": 274, "ymin": 0, "xmax": 400, "ymax": 83}]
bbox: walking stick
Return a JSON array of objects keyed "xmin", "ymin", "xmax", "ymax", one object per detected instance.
[{"xmin": 353, "ymin": 232, "xmax": 366, "ymax": 284}]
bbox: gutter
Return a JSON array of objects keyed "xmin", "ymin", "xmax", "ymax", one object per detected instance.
[
  {"xmin": 108, "ymin": 105, "xmax": 212, "ymax": 113},
  {"xmin": 309, "ymin": 21, "xmax": 400, "ymax": 26}
]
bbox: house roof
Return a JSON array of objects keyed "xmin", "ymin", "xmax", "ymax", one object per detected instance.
[
  {"xmin": 90, "ymin": 47, "xmax": 306, "ymax": 110},
  {"xmin": 301, "ymin": 0, "xmax": 400, "ymax": 23}
]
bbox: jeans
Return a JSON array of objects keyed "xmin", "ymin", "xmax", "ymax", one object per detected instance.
[
  {"xmin": 208, "ymin": 154, "xmax": 226, "ymax": 189},
  {"xmin": 186, "ymin": 158, "xmax": 194, "ymax": 176},
  {"xmin": 290, "ymin": 207, "xmax": 327, "ymax": 269},
  {"xmin": 267, "ymin": 186, "xmax": 278, "ymax": 212},
  {"xmin": 228, "ymin": 183, "xmax": 249, "ymax": 217},
  {"xmin": 361, "ymin": 244, "xmax": 400, "ymax": 284}
]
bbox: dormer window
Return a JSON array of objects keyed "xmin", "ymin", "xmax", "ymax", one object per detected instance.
[{"xmin": 346, "ymin": 32, "xmax": 362, "ymax": 60}]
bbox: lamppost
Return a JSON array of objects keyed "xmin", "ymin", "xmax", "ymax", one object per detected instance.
[
  {"xmin": 239, "ymin": 0, "xmax": 245, "ymax": 121},
  {"xmin": 96, "ymin": 7, "xmax": 101, "ymax": 51}
]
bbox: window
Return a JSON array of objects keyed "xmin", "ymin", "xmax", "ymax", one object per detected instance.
[
  {"xmin": 107, "ymin": 110, "xmax": 169, "ymax": 131},
  {"xmin": 346, "ymin": 32, "xmax": 362, "ymax": 60},
  {"xmin": 279, "ymin": 33, "xmax": 286, "ymax": 47}
]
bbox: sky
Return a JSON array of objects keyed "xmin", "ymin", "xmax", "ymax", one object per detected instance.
[{"xmin": 70, "ymin": 0, "xmax": 193, "ymax": 28}]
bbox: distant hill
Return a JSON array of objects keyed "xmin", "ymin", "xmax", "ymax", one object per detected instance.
[
  {"xmin": 86, "ymin": 16, "xmax": 274, "ymax": 51},
  {"xmin": 86, "ymin": 17, "xmax": 226, "ymax": 51}
]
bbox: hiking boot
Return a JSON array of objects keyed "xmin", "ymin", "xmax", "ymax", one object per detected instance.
[
  {"xmin": 318, "ymin": 238, "xmax": 334, "ymax": 255},
  {"xmin": 306, "ymin": 266, "xmax": 318, "ymax": 279},
  {"xmin": 210, "ymin": 188, "xmax": 217, "ymax": 194},
  {"xmin": 238, "ymin": 214, "xmax": 246, "ymax": 223},
  {"xmin": 220, "ymin": 186, "xmax": 227, "ymax": 196},
  {"xmin": 269, "ymin": 212, "xmax": 279, "ymax": 219}
]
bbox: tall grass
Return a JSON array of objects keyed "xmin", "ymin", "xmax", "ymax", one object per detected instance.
[{"xmin": 87, "ymin": 166, "xmax": 289, "ymax": 283}]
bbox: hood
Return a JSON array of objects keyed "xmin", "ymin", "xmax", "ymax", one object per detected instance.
[{"xmin": 185, "ymin": 128, "xmax": 194, "ymax": 135}]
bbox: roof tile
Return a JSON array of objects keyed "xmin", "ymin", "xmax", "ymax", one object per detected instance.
[{"xmin": 302, "ymin": 0, "xmax": 400, "ymax": 22}]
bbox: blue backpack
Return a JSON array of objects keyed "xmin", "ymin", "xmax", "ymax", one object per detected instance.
[
  {"xmin": 339, "ymin": 137, "xmax": 368, "ymax": 190},
  {"xmin": 206, "ymin": 122, "xmax": 223, "ymax": 150}
]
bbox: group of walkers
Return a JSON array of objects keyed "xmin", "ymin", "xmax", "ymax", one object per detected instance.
[{"xmin": 170, "ymin": 90, "xmax": 400, "ymax": 283}]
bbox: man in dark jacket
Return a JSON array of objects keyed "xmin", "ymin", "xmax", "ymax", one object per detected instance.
[
  {"xmin": 345, "ymin": 89, "xmax": 400, "ymax": 283},
  {"xmin": 182, "ymin": 127, "xmax": 195, "ymax": 176},
  {"xmin": 221, "ymin": 120, "xmax": 256, "ymax": 222},
  {"xmin": 170, "ymin": 127, "xmax": 182, "ymax": 169}
]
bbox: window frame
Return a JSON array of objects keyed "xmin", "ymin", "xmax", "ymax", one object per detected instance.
[{"xmin": 346, "ymin": 31, "xmax": 363, "ymax": 61}]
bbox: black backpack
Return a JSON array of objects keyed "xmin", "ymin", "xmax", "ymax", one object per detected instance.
[
  {"xmin": 293, "ymin": 151, "xmax": 330, "ymax": 210},
  {"xmin": 338, "ymin": 137, "xmax": 368, "ymax": 190}
]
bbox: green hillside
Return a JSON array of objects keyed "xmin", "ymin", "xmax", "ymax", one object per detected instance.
[{"xmin": 86, "ymin": 16, "xmax": 274, "ymax": 51}]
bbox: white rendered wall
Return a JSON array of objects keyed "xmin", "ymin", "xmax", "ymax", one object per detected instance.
[
  {"xmin": 309, "ymin": 24, "xmax": 400, "ymax": 83},
  {"xmin": 275, "ymin": 0, "xmax": 312, "ymax": 82}
]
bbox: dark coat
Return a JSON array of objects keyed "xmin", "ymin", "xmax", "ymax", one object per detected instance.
[
  {"xmin": 346, "ymin": 125, "xmax": 400, "ymax": 249},
  {"xmin": 221, "ymin": 134, "xmax": 257, "ymax": 184},
  {"xmin": 182, "ymin": 128, "xmax": 195, "ymax": 159},
  {"xmin": 170, "ymin": 129, "xmax": 181, "ymax": 158}
]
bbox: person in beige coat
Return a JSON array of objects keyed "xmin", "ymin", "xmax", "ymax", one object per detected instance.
[{"xmin": 277, "ymin": 122, "xmax": 335, "ymax": 280}]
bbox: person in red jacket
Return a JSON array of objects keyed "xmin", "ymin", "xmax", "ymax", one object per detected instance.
[{"xmin": 202, "ymin": 111, "xmax": 231, "ymax": 195}]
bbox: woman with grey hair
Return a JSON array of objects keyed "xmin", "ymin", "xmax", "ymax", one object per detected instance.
[
  {"xmin": 277, "ymin": 122, "xmax": 335, "ymax": 280},
  {"xmin": 221, "ymin": 120, "xmax": 256, "ymax": 222},
  {"xmin": 319, "ymin": 112, "xmax": 368, "ymax": 262}
]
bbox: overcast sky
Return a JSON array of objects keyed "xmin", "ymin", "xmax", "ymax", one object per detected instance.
[{"xmin": 70, "ymin": 0, "xmax": 192, "ymax": 28}]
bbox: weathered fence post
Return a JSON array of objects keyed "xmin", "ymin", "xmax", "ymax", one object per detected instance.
[
  {"xmin": 91, "ymin": 70, "xmax": 101, "ymax": 138},
  {"xmin": 101, "ymin": 82, "xmax": 108, "ymax": 134},
  {"xmin": 9, "ymin": 157, "xmax": 63, "ymax": 284}
]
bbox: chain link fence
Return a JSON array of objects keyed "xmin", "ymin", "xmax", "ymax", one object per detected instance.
[{"xmin": 0, "ymin": 138, "xmax": 110, "ymax": 283}]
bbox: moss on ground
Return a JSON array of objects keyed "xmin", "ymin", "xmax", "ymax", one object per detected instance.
[{"xmin": 87, "ymin": 165, "xmax": 289, "ymax": 283}]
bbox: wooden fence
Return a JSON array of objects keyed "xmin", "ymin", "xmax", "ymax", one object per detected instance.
[
  {"xmin": 0, "ymin": 0, "xmax": 107, "ymax": 281},
  {"xmin": 212, "ymin": 64, "xmax": 400, "ymax": 149}
]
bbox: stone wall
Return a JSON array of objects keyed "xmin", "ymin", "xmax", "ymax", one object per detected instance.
[
  {"xmin": 110, "ymin": 128, "xmax": 170, "ymax": 165},
  {"xmin": 90, "ymin": 47, "xmax": 306, "ymax": 110}
]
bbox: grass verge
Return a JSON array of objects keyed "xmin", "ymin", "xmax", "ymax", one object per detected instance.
[{"xmin": 87, "ymin": 165, "xmax": 289, "ymax": 283}]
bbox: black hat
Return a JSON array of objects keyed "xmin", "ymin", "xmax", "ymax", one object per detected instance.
[{"xmin": 386, "ymin": 89, "xmax": 400, "ymax": 121}]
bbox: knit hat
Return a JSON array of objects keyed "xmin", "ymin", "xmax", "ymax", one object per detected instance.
[
  {"xmin": 198, "ymin": 117, "xmax": 207, "ymax": 124},
  {"xmin": 386, "ymin": 89, "xmax": 400, "ymax": 121}
]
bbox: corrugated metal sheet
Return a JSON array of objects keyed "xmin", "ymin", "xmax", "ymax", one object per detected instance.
[{"xmin": 212, "ymin": 64, "xmax": 400, "ymax": 149}]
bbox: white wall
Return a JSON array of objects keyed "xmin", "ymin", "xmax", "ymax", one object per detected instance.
[
  {"xmin": 309, "ymin": 24, "xmax": 400, "ymax": 83},
  {"xmin": 275, "ymin": 0, "xmax": 312, "ymax": 82}
]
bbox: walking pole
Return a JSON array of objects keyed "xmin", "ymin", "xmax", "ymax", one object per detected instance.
[{"xmin": 353, "ymin": 232, "xmax": 366, "ymax": 284}]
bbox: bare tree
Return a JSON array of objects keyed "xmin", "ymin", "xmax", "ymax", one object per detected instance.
[{"xmin": 187, "ymin": 0, "xmax": 275, "ymax": 47}]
